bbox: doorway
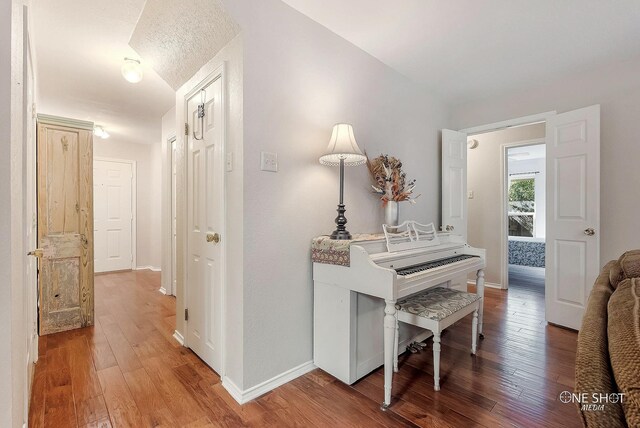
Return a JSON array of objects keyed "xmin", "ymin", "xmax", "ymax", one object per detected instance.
[
  {"xmin": 505, "ymin": 142, "xmax": 546, "ymax": 295},
  {"xmin": 460, "ymin": 105, "xmax": 601, "ymax": 330},
  {"xmin": 465, "ymin": 122, "xmax": 546, "ymax": 291}
]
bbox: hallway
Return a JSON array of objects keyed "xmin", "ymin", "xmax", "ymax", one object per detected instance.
[{"xmin": 29, "ymin": 271, "xmax": 580, "ymax": 427}]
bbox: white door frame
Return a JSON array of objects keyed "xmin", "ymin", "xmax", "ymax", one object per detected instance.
[
  {"xmin": 500, "ymin": 138, "xmax": 546, "ymax": 289},
  {"xmin": 180, "ymin": 64, "xmax": 228, "ymax": 375},
  {"xmin": 94, "ymin": 157, "xmax": 137, "ymax": 271},
  {"xmin": 461, "ymin": 110, "xmax": 555, "ymax": 289},
  {"xmin": 166, "ymin": 135, "xmax": 177, "ymax": 296}
]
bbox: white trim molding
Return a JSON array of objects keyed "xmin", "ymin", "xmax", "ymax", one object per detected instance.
[
  {"xmin": 37, "ymin": 113, "xmax": 94, "ymax": 131},
  {"xmin": 135, "ymin": 266, "xmax": 161, "ymax": 272},
  {"xmin": 222, "ymin": 361, "xmax": 316, "ymax": 404},
  {"xmin": 173, "ymin": 330, "xmax": 185, "ymax": 346},
  {"xmin": 460, "ymin": 111, "xmax": 556, "ymax": 135},
  {"xmin": 468, "ymin": 280, "xmax": 503, "ymax": 290}
]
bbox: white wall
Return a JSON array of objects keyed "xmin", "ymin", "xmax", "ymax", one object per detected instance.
[
  {"xmin": 467, "ymin": 124, "xmax": 545, "ymax": 285},
  {"xmin": 225, "ymin": 0, "xmax": 449, "ymax": 391},
  {"xmin": 93, "ymin": 138, "xmax": 162, "ymax": 270},
  {"xmin": 453, "ymin": 57, "xmax": 640, "ymax": 265}
]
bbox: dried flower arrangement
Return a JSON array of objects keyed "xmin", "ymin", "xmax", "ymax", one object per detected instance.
[{"xmin": 366, "ymin": 154, "xmax": 420, "ymax": 206}]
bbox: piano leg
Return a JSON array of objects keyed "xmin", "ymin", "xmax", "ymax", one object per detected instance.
[
  {"xmin": 476, "ymin": 269, "xmax": 485, "ymax": 339},
  {"xmin": 381, "ymin": 300, "xmax": 396, "ymax": 410}
]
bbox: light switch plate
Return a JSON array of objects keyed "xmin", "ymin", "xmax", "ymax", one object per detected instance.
[
  {"xmin": 468, "ymin": 190, "xmax": 474, "ymax": 199},
  {"xmin": 260, "ymin": 151, "xmax": 278, "ymax": 172}
]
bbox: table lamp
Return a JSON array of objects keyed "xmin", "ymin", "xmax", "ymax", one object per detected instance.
[{"xmin": 319, "ymin": 123, "xmax": 366, "ymax": 240}]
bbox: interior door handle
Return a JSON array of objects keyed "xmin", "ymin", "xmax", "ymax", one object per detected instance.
[
  {"xmin": 206, "ymin": 233, "xmax": 220, "ymax": 243},
  {"xmin": 584, "ymin": 228, "xmax": 595, "ymax": 236}
]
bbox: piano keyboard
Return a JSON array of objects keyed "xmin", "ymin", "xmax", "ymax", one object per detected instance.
[{"xmin": 395, "ymin": 254, "xmax": 479, "ymax": 276}]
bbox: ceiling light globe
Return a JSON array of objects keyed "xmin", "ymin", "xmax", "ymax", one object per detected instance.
[{"xmin": 121, "ymin": 58, "xmax": 143, "ymax": 83}]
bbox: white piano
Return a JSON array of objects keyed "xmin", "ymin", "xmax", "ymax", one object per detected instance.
[{"xmin": 312, "ymin": 232, "xmax": 486, "ymax": 402}]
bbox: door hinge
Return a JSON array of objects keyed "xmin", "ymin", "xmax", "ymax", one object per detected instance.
[
  {"xmin": 184, "ymin": 122, "xmax": 189, "ymax": 136},
  {"xmin": 184, "ymin": 308, "xmax": 189, "ymax": 321}
]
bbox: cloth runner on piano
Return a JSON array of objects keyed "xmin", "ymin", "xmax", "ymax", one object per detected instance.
[{"xmin": 311, "ymin": 234, "xmax": 383, "ymax": 267}]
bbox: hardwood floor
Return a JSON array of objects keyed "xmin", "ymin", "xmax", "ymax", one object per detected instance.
[
  {"xmin": 509, "ymin": 264, "xmax": 545, "ymax": 294},
  {"xmin": 29, "ymin": 270, "xmax": 580, "ymax": 427}
]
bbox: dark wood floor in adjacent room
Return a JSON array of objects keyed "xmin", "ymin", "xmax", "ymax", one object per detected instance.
[{"xmin": 29, "ymin": 270, "xmax": 580, "ymax": 427}]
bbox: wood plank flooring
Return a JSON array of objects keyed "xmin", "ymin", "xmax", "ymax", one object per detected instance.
[
  {"xmin": 509, "ymin": 264, "xmax": 545, "ymax": 294},
  {"xmin": 29, "ymin": 270, "xmax": 580, "ymax": 427}
]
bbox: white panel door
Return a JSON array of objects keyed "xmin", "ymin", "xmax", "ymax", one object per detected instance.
[
  {"xmin": 94, "ymin": 160, "xmax": 133, "ymax": 272},
  {"xmin": 187, "ymin": 76, "xmax": 223, "ymax": 372},
  {"xmin": 546, "ymin": 105, "xmax": 600, "ymax": 330},
  {"xmin": 442, "ymin": 129, "xmax": 468, "ymax": 239}
]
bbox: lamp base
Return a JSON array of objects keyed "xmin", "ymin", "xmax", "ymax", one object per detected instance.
[
  {"xmin": 330, "ymin": 203, "xmax": 352, "ymax": 240},
  {"xmin": 330, "ymin": 230, "xmax": 352, "ymax": 240}
]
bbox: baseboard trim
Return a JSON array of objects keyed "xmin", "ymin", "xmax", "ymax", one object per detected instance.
[
  {"xmin": 172, "ymin": 330, "xmax": 185, "ymax": 346},
  {"xmin": 158, "ymin": 287, "xmax": 168, "ymax": 295},
  {"xmin": 222, "ymin": 360, "xmax": 316, "ymax": 404},
  {"xmin": 221, "ymin": 377, "xmax": 244, "ymax": 404},
  {"xmin": 135, "ymin": 266, "xmax": 161, "ymax": 272},
  {"xmin": 467, "ymin": 280, "xmax": 503, "ymax": 289}
]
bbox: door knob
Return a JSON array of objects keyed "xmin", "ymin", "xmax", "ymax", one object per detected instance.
[
  {"xmin": 584, "ymin": 228, "xmax": 595, "ymax": 236},
  {"xmin": 206, "ymin": 232, "xmax": 220, "ymax": 243},
  {"xmin": 445, "ymin": 225, "xmax": 455, "ymax": 232},
  {"xmin": 27, "ymin": 249, "xmax": 43, "ymax": 257}
]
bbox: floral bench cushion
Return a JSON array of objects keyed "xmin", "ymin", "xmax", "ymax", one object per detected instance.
[{"xmin": 395, "ymin": 287, "xmax": 481, "ymax": 321}]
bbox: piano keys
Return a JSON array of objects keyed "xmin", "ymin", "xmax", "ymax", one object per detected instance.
[
  {"xmin": 312, "ymin": 233, "xmax": 486, "ymax": 399},
  {"xmin": 395, "ymin": 254, "xmax": 480, "ymax": 276}
]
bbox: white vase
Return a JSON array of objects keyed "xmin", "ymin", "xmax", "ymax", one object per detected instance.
[{"xmin": 384, "ymin": 201, "xmax": 399, "ymax": 228}]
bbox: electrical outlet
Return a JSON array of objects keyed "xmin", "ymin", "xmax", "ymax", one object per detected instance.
[{"xmin": 260, "ymin": 151, "xmax": 278, "ymax": 172}]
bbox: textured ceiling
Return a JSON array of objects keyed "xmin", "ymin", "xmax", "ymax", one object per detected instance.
[
  {"xmin": 32, "ymin": 0, "xmax": 175, "ymax": 144},
  {"xmin": 282, "ymin": 0, "xmax": 640, "ymax": 105},
  {"xmin": 129, "ymin": 0, "xmax": 240, "ymax": 90}
]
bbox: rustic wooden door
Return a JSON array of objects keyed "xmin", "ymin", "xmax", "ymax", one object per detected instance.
[{"xmin": 37, "ymin": 116, "xmax": 94, "ymax": 335}]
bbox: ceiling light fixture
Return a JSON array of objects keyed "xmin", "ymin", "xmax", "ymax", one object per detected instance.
[
  {"xmin": 93, "ymin": 126, "xmax": 110, "ymax": 139},
  {"xmin": 121, "ymin": 57, "xmax": 143, "ymax": 83}
]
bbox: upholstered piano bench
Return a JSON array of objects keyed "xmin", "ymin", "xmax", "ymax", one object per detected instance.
[{"xmin": 394, "ymin": 287, "xmax": 482, "ymax": 391}]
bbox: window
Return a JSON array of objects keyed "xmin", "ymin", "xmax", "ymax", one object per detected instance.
[{"xmin": 508, "ymin": 177, "xmax": 535, "ymax": 237}]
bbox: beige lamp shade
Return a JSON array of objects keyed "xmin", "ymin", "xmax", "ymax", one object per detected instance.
[{"xmin": 319, "ymin": 123, "xmax": 366, "ymax": 166}]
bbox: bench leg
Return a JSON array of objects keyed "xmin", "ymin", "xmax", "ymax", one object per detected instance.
[
  {"xmin": 393, "ymin": 314, "xmax": 399, "ymax": 373},
  {"xmin": 433, "ymin": 331, "xmax": 441, "ymax": 391},
  {"xmin": 471, "ymin": 308, "xmax": 478, "ymax": 355}
]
